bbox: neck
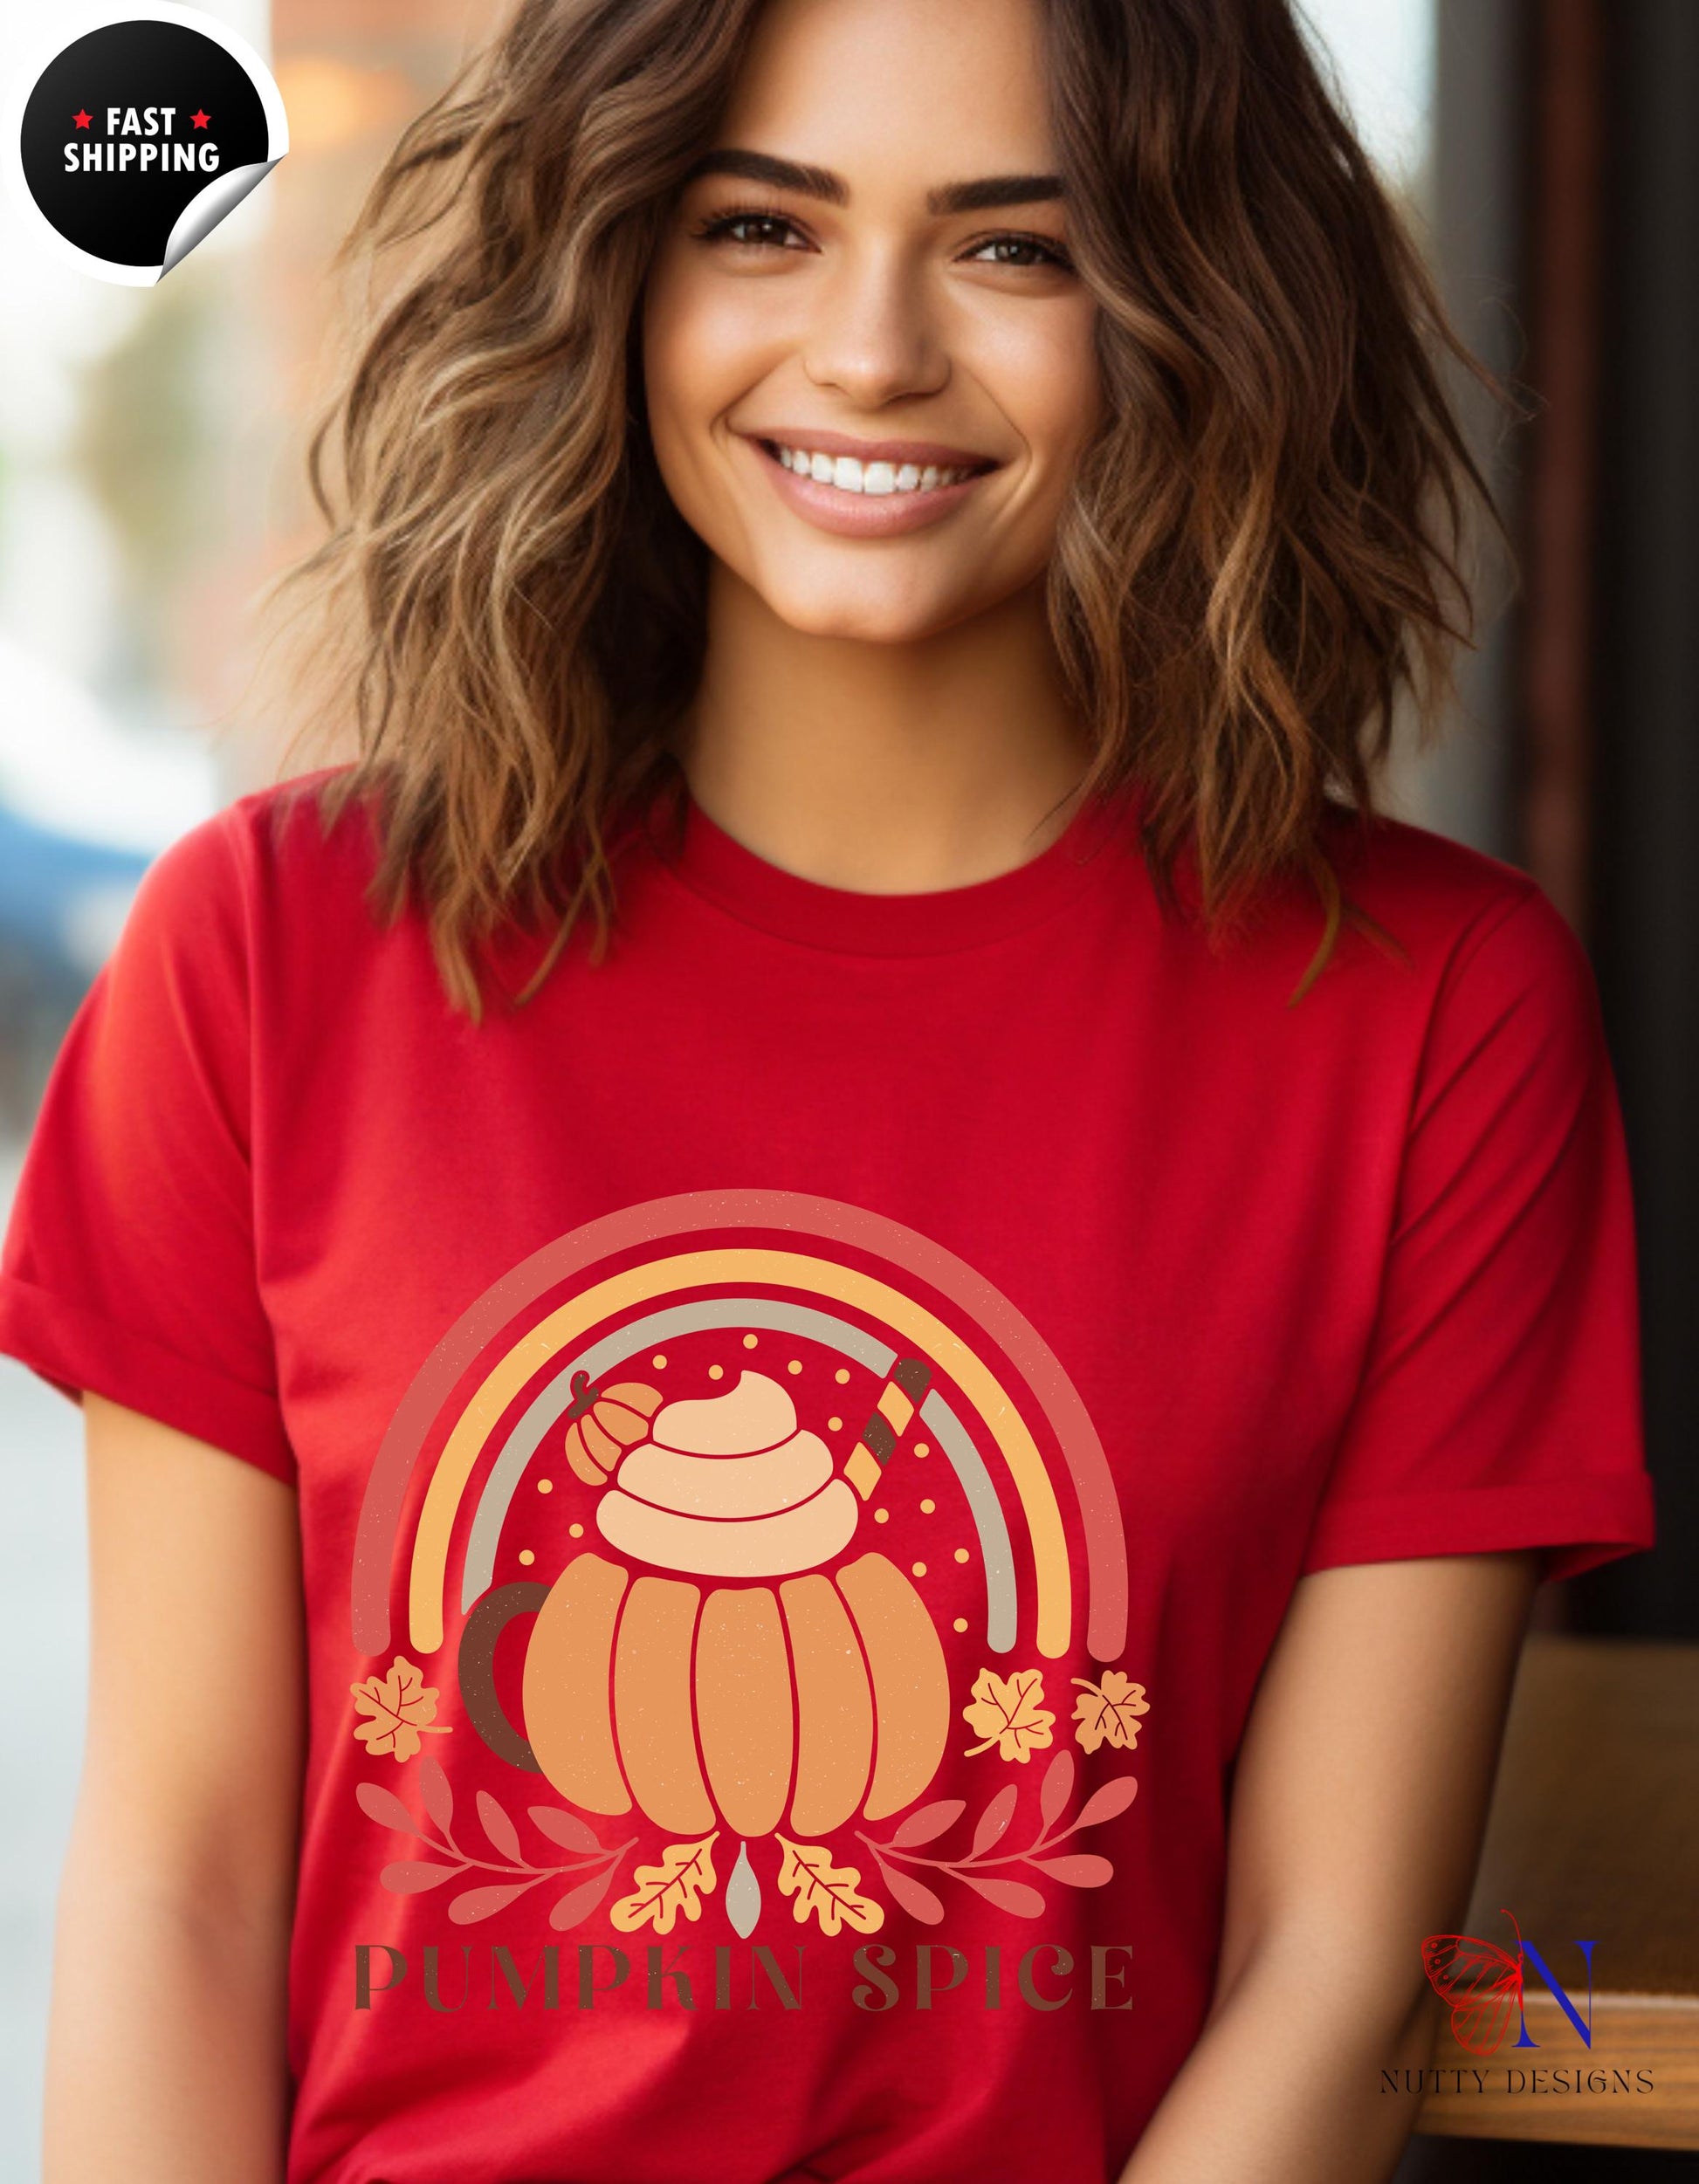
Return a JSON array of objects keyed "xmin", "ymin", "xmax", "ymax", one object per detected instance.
[{"xmin": 671, "ymin": 562, "xmax": 1096, "ymax": 893}]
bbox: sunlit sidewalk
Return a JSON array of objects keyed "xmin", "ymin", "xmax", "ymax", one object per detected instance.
[{"xmin": 0, "ymin": 1139, "xmax": 88, "ymax": 2183}]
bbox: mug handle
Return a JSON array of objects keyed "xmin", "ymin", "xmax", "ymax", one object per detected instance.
[{"xmin": 458, "ymin": 1580, "xmax": 551, "ymax": 1771}]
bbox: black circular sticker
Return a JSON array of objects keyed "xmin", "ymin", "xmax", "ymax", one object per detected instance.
[{"xmin": 3, "ymin": 5, "xmax": 287, "ymax": 284}]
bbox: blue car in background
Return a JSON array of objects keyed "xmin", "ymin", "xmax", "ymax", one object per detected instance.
[
  {"xmin": 0, "ymin": 800, "xmax": 150, "ymax": 1135},
  {"xmin": 0, "ymin": 801, "xmax": 148, "ymax": 985},
  {"xmin": 0, "ymin": 630, "xmax": 221, "ymax": 1137}
]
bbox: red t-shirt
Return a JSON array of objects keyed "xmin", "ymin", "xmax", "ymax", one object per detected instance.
[{"xmin": 0, "ymin": 766, "xmax": 1654, "ymax": 2183}]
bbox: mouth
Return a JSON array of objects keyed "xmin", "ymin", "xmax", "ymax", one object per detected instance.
[
  {"xmin": 740, "ymin": 430, "xmax": 1001, "ymax": 539},
  {"xmin": 757, "ymin": 436, "xmax": 998, "ymax": 499}
]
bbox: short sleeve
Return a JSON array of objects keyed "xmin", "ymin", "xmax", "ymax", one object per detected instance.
[
  {"xmin": 0, "ymin": 808, "xmax": 294, "ymax": 1483},
  {"xmin": 1301, "ymin": 884, "xmax": 1654, "ymax": 1583}
]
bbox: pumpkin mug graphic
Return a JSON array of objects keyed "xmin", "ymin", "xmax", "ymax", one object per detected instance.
[
  {"xmin": 353, "ymin": 1188, "xmax": 1138, "ymax": 1939},
  {"xmin": 457, "ymin": 1364, "xmax": 951, "ymax": 1838}
]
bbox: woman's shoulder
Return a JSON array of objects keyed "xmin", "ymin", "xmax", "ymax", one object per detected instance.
[
  {"xmin": 1318, "ymin": 800, "xmax": 1579, "ymax": 973},
  {"xmin": 136, "ymin": 762, "xmax": 382, "ymax": 923},
  {"xmin": 94, "ymin": 766, "xmax": 390, "ymax": 1024},
  {"xmin": 1312, "ymin": 803, "xmax": 1603, "ymax": 1059},
  {"xmin": 1324, "ymin": 800, "xmax": 1537, "ymax": 924},
  {"xmin": 224, "ymin": 760, "xmax": 382, "ymax": 889},
  {"xmin": 1145, "ymin": 788, "xmax": 1560, "ymax": 987}
]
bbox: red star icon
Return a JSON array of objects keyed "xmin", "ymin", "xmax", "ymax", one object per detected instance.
[
  {"xmin": 190, "ymin": 109, "xmax": 210, "ymax": 128},
  {"xmin": 72, "ymin": 109, "xmax": 92, "ymax": 128}
]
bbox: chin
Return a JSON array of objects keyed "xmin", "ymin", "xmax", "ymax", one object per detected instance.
[{"xmin": 755, "ymin": 567, "xmax": 982, "ymax": 647}]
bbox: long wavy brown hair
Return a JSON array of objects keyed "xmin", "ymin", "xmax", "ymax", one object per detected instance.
[{"xmin": 279, "ymin": 0, "xmax": 1498, "ymax": 1020}]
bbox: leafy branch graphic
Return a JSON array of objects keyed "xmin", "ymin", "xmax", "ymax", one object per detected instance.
[
  {"xmin": 356, "ymin": 1755, "xmax": 635, "ymax": 1927},
  {"xmin": 858, "ymin": 1749, "xmax": 1136, "ymax": 1924}
]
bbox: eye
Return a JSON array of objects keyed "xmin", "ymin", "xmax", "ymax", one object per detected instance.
[
  {"xmin": 965, "ymin": 231, "xmax": 1074, "ymax": 271},
  {"xmin": 691, "ymin": 206, "xmax": 810, "ymax": 253}
]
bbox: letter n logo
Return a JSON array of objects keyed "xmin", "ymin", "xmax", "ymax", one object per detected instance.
[{"xmin": 1512, "ymin": 1938, "xmax": 1597, "ymax": 2049}]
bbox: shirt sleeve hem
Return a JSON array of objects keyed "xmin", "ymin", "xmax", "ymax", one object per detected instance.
[
  {"xmin": 1298, "ymin": 1473, "xmax": 1656, "ymax": 1584},
  {"xmin": 0, "ymin": 1272, "xmax": 296, "ymax": 1487}
]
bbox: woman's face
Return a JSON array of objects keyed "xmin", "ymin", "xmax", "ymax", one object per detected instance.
[{"xmin": 642, "ymin": 0, "xmax": 1103, "ymax": 646}]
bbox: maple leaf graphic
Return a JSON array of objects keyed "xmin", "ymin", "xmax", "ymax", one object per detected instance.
[
  {"xmin": 961, "ymin": 1666, "xmax": 1055, "ymax": 1762},
  {"xmin": 609, "ymin": 1835, "xmax": 719, "ymax": 1934},
  {"xmin": 350, "ymin": 1654, "xmax": 452, "ymax": 1762},
  {"xmin": 775, "ymin": 1837, "xmax": 885, "ymax": 1936},
  {"xmin": 1071, "ymin": 1672, "xmax": 1151, "ymax": 1754}
]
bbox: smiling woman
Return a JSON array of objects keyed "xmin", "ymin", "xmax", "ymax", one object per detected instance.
[
  {"xmin": 279, "ymin": 0, "xmax": 1488, "ymax": 1004},
  {"xmin": 0, "ymin": 2, "xmax": 1655, "ymax": 2182},
  {"xmin": 645, "ymin": 51, "xmax": 1099, "ymax": 602}
]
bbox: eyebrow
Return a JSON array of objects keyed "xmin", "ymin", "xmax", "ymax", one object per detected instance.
[{"xmin": 680, "ymin": 148, "xmax": 1065, "ymax": 216}]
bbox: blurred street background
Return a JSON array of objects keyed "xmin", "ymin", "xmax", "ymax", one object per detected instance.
[{"xmin": 2, "ymin": 0, "xmax": 1696, "ymax": 2176}]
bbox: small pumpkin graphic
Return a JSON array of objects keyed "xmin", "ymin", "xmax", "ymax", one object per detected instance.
[
  {"xmin": 561, "ymin": 1370, "xmax": 662, "ymax": 1487},
  {"xmin": 462, "ymin": 1366, "xmax": 950, "ymax": 1839}
]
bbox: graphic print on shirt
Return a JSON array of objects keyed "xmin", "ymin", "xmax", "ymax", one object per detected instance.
[{"xmin": 348, "ymin": 1189, "xmax": 1147, "ymax": 1942}]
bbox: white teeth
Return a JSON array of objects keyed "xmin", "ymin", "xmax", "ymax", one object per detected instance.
[{"xmin": 774, "ymin": 443, "xmax": 975, "ymax": 495}]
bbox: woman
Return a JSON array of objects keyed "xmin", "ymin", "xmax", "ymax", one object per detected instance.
[{"xmin": 0, "ymin": 0, "xmax": 1655, "ymax": 2177}]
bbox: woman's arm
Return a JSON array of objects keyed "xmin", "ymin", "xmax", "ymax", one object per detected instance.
[
  {"xmin": 43, "ymin": 1394, "xmax": 306, "ymax": 2183},
  {"xmin": 1119, "ymin": 1549, "xmax": 1541, "ymax": 2184}
]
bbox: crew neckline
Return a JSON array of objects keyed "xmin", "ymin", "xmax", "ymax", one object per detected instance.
[{"xmin": 653, "ymin": 780, "xmax": 1140, "ymax": 957}]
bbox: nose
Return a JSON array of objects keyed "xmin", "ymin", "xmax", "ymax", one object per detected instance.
[{"xmin": 801, "ymin": 243, "xmax": 949, "ymax": 409}]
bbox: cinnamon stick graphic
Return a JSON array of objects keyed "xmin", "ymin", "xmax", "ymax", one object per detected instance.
[{"xmin": 843, "ymin": 1356, "xmax": 932, "ymax": 1501}]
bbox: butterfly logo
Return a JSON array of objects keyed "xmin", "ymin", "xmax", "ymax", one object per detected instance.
[{"xmin": 1420, "ymin": 1906, "xmax": 1524, "ymax": 2056}]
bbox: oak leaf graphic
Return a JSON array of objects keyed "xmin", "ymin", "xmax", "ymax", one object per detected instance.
[
  {"xmin": 609, "ymin": 1834, "xmax": 719, "ymax": 1934},
  {"xmin": 1071, "ymin": 1672, "xmax": 1151, "ymax": 1754},
  {"xmin": 962, "ymin": 1666, "xmax": 1055, "ymax": 1762},
  {"xmin": 774, "ymin": 1837, "xmax": 885, "ymax": 1936},
  {"xmin": 350, "ymin": 1654, "xmax": 452, "ymax": 1762}
]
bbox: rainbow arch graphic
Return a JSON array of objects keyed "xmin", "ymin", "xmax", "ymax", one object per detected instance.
[{"xmin": 351, "ymin": 1189, "xmax": 1128, "ymax": 1666}]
